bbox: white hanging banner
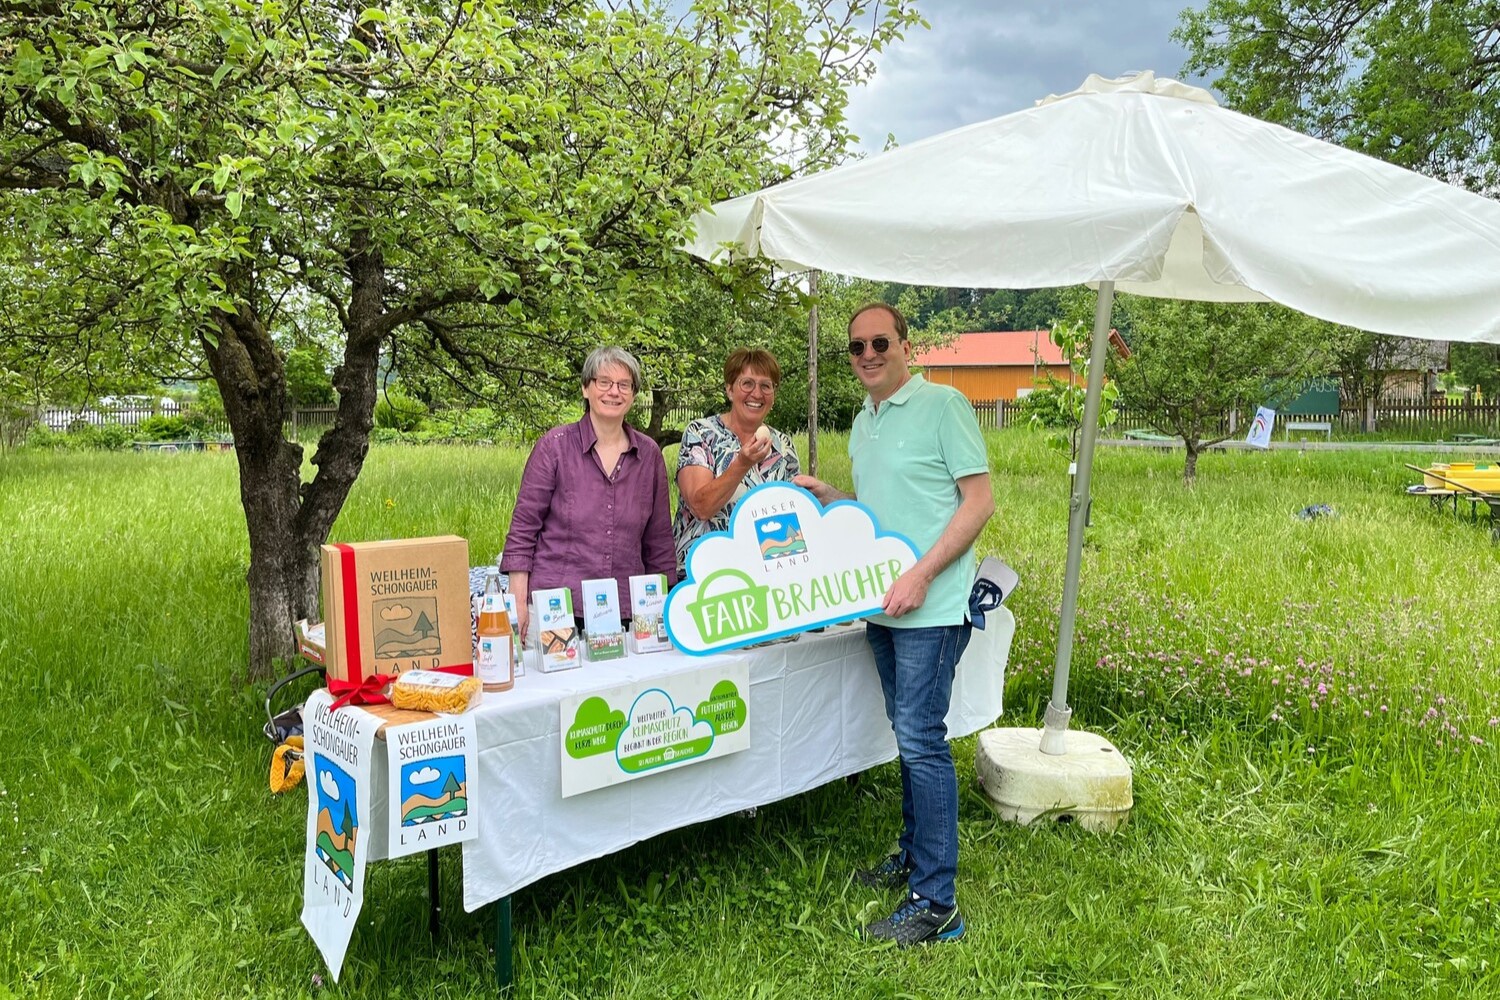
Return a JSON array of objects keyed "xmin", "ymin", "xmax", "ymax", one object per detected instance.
[
  {"xmin": 384, "ymin": 713, "xmax": 479, "ymax": 859},
  {"xmin": 1246, "ymin": 406, "xmax": 1276, "ymax": 449},
  {"xmin": 299, "ymin": 690, "xmax": 381, "ymax": 982},
  {"xmin": 665, "ymin": 482, "xmax": 918, "ymax": 655}
]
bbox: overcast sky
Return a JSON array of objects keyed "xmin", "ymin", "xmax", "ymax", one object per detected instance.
[{"xmin": 844, "ymin": 0, "xmax": 1209, "ymax": 152}]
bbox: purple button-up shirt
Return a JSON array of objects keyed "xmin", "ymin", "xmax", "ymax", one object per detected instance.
[{"xmin": 500, "ymin": 415, "xmax": 677, "ymax": 614}]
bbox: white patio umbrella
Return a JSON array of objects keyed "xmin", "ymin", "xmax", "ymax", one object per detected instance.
[{"xmin": 683, "ymin": 71, "xmax": 1500, "ymax": 754}]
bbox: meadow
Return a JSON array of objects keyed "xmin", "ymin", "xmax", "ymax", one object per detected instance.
[{"xmin": 1, "ymin": 431, "xmax": 1497, "ymax": 999}]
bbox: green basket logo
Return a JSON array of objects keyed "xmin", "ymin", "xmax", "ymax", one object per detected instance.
[{"xmin": 686, "ymin": 568, "xmax": 771, "ymax": 643}]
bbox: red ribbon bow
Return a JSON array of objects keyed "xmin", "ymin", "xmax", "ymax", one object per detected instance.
[{"xmin": 327, "ymin": 673, "xmax": 396, "ymax": 711}]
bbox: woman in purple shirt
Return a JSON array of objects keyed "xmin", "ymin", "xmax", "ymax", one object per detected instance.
[{"xmin": 500, "ymin": 347, "xmax": 677, "ymax": 643}]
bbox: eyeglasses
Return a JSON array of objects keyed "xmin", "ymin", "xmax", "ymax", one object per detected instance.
[
  {"xmin": 847, "ymin": 336, "xmax": 898, "ymax": 356},
  {"xmin": 734, "ymin": 378, "xmax": 777, "ymax": 394},
  {"xmin": 590, "ymin": 377, "xmax": 634, "ymax": 393}
]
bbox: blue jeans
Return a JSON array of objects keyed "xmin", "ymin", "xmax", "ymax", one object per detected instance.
[{"xmin": 865, "ymin": 621, "xmax": 972, "ymax": 908}]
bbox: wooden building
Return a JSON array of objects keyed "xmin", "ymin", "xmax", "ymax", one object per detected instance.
[{"xmin": 914, "ymin": 330, "xmax": 1077, "ymax": 402}]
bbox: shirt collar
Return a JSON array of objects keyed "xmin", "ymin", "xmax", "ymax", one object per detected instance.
[
  {"xmin": 862, "ymin": 373, "xmax": 926, "ymax": 414},
  {"xmin": 575, "ymin": 413, "xmax": 638, "ymax": 453}
]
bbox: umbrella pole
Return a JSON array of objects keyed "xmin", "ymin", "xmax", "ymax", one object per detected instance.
[
  {"xmin": 807, "ymin": 269, "xmax": 820, "ymax": 476},
  {"xmin": 1039, "ymin": 280, "xmax": 1115, "ymax": 756}
]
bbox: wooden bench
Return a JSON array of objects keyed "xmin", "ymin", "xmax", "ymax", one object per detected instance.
[{"xmin": 1283, "ymin": 419, "xmax": 1332, "ymax": 440}]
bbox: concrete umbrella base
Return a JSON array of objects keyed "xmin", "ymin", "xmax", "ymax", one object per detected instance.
[{"xmin": 974, "ymin": 727, "xmax": 1134, "ymax": 833}]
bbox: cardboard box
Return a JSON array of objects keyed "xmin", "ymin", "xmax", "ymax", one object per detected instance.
[
  {"xmin": 320, "ymin": 535, "xmax": 474, "ymax": 685},
  {"xmin": 532, "ymin": 587, "xmax": 581, "ymax": 672},
  {"xmin": 628, "ymin": 573, "xmax": 671, "ymax": 654},
  {"xmin": 581, "ymin": 578, "xmax": 625, "ymax": 661},
  {"xmin": 296, "ymin": 619, "xmax": 327, "ymax": 665}
]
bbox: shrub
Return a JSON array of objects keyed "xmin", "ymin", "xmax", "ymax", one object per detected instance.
[
  {"xmin": 455, "ymin": 407, "xmax": 508, "ymax": 442},
  {"xmin": 1015, "ymin": 385, "xmax": 1072, "ymax": 428},
  {"xmin": 415, "ymin": 417, "xmax": 457, "ymax": 439},
  {"xmin": 25, "ymin": 424, "xmax": 61, "ymax": 449},
  {"xmin": 35, "ymin": 422, "xmax": 134, "ymax": 451},
  {"xmin": 285, "ymin": 346, "xmax": 335, "ymax": 406},
  {"xmin": 90, "ymin": 423, "xmax": 133, "ymax": 450},
  {"xmin": 179, "ymin": 408, "xmax": 215, "ymax": 436},
  {"xmin": 136, "ymin": 415, "xmax": 190, "ymax": 441},
  {"xmin": 374, "ymin": 390, "xmax": 427, "ymax": 432},
  {"xmin": 195, "ymin": 378, "xmax": 226, "ymax": 419}
]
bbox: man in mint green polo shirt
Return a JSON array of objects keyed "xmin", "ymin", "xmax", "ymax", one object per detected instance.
[{"xmin": 795, "ymin": 302, "xmax": 994, "ymax": 947}]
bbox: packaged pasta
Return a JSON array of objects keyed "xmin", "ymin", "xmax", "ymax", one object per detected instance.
[{"xmin": 390, "ymin": 669, "xmax": 482, "ymax": 714}]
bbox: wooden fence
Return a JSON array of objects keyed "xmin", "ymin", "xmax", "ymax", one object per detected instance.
[
  {"xmin": 971, "ymin": 399, "xmax": 1021, "ymax": 430},
  {"xmin": 1099, "ymin": 401, "xmax": 1498, "ymax": 437},
  {"xmin": 625, "ymin": 397, "xmax": 1496, "ymax": 437},
  {"xmin": 15, "ymin": 397, "xmax": 1495, "ymax": 449},
  {"xmin": 26, "ymin": 404, "xmax": 339, "ymax": 443}
]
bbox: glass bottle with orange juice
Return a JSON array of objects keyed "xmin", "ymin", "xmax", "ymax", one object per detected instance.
[{"xmin": 477, "ymin": 569, "xmax": 514, "ymax": 692}]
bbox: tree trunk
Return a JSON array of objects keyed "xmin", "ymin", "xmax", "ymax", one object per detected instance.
[
  {"xmin": 1183, "ymin": 441, "xmax": 1200, "ymax": 484},
  {"xmin": 642, "ymin": 387, "xmax": 683, "ymax": 449},
  {"xmin": 206, "ymin": 233, "xmax": 386, "ymax": 681},
  {"xmin": 203, "ymin": 307, "xmax": 312, "ymax": 681}
]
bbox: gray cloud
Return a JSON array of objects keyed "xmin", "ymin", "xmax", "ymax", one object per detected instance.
[{"xmin": 845, "ymin": 0, "xmax": 1209, "ymax": 151}]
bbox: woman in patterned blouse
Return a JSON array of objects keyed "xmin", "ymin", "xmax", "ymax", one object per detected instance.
[{"xmin": 672, "ymin": 348, "xmax": 801, "ymax": 574}]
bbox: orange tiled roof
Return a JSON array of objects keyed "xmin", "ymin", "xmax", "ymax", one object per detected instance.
[
  {"xmin": 914, "ymin": 331, "xmax": 1067, "ymax": 367},
  {"xmin": 914, "ymin": 329, "xmax": 1129, "ymax": 366}
]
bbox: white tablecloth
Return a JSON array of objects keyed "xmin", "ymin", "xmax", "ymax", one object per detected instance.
[{"xmin": 363, "ymin": 609, "xmax": 1013, "ymax": 912}]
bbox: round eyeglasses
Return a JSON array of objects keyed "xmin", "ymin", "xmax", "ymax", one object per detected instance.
[{"xmin": 847, "ymin": 337, "xmax": 897, "ymax": 356}]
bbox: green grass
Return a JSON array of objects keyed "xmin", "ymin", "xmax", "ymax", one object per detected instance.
[{"xmin": 1, "ymin": 434, "xmax": 1497, "ymax": 998}]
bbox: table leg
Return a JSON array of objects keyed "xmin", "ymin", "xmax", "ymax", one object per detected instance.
[
  {"xmin": 427, "ymin": 848, "xmax": 440, "ymax": 938},
  {"xmin": 495, "ymin": 896, "xmax": 513, "ymax": 992}
]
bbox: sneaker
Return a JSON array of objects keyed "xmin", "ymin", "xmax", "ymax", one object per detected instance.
[
  {"xmin": 862, "ymin": 893, "xmax": 965, "ymax": 947},
  {"xmin": 852, "ymin": 851, "xmax": 913, "ymax": 890}
]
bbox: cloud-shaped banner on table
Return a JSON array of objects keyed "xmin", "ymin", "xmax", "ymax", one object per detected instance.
[
  {"xmin": 665, "ymin": 482, "xmax": 919, "ymax": 655},
  {"xmin": 566, "ymin": 696, "xmax": 627, "ymax": 760},
  {"xmin": 615, "ymin": 689, "xmax": 716, "ymax": 774}
]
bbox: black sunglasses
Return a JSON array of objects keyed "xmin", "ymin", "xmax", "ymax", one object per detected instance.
[{"xmin": 847, "ymin": 337, "xmax": 898, "ymax": 356}]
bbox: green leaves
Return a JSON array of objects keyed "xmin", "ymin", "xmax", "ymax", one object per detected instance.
[
  {"xmin": 12, "ymin": 40, "xmax": 46, "ymax": 84},
  {"xmin": 4, "ymin": 0, "xmax": 927, "ymax": 450},
  {"xmin": 1178, "ymin": 0, "xmax": 1500, "ymax": 192}
]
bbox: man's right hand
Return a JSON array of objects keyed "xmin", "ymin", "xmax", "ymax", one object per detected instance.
[{"xmin": 792, "ymin": 474, "xmax": 849, "ymax": 504}]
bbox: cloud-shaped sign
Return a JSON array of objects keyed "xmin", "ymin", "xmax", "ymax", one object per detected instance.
[
  {"xmin": 319, "ymin": 767, "xmax": 341, "ymax": 800},
  {"xmin": 380, "ymin": 604, "xmax": 412, "ymax": 622},
  {"xmin": 695, "ymin": 680, "xmax": 747, "ymax": 736},
  {"xmin": 566, "ymin": 696, "xmax": 627, "ymax": 760},
  {"xmin": 616, "ymin": 688, "xmax": 715, "ymax": 774},
  {"xmin": 408, "ymin": 766, "xmax": 441, "ymax": 785},
  {"xmin": 665, "ymin": 482, "xmax": 919, "ymax": 655}
]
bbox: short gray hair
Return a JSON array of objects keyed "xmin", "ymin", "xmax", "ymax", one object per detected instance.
[{"xmin": 580, "ymin": 346, "xmax": 642, "ymax": 394}]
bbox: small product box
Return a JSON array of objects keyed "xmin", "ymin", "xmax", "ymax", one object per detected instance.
[
  {"xmin": 581, "ymin": 578, "xmax": 625, "ymax": 661},
  {"xmin": 319, "ymin": 535, "xmax": 474, "ymax": 685},
  {"xmin": 532, "ymin": 587, "xmax": 581, "ymax": 672},
  {"xmin": 295, "ymin": 619, "xmax": 327, "ymax": 665},
  {"xmin": 503, "ymin": 593, "xmax": 525, "ymax": 677},
  {"xmin": 628, "ymin": 573, "xmax": 671, "ymax": 654}
]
